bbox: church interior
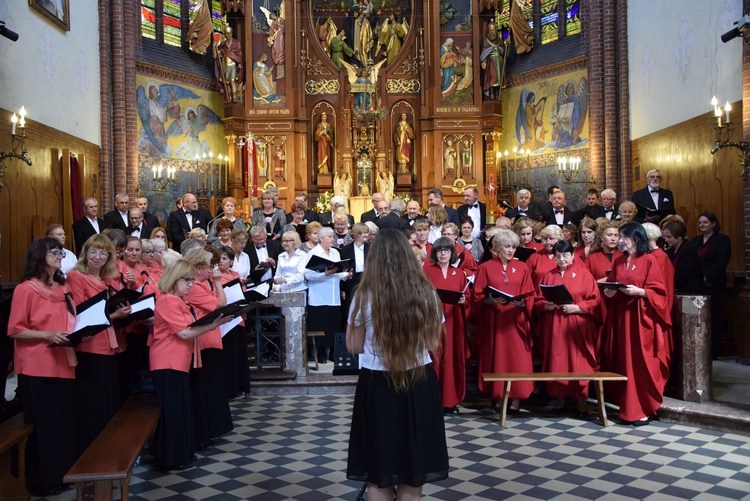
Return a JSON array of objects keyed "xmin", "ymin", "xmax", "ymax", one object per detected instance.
[{"xmin": 3, "ymin": 0, "xmax": 750, "ymax": 499}]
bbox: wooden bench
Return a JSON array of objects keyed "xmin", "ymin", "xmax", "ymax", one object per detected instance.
[
  {"xmin": 64, "ymin": 395, "xmax": 160, "ymax": 501},
  {"xmin": 481, "ymin": 372, "xmax": 628, "ymax": 427},
  {"xmin": 0, "ymin": 422, "xmax": 33, "ymax": 501}
]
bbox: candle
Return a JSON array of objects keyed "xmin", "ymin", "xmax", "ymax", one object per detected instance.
[
  {"xmin": 715, "ymin": 106, "xmax": 722, "ymax": 127},
  {"xmin": 711, "ymin": 96, "xmax": 718, "ymax": 108},
  {"xmin": 152, "ymin": 166, "xmax": 157, "ymax": 179},
  {"xmin": 725, "ymin": 102, "xmax": 731, "ymax": 124},
  {"xmin": 158, "ymin": 165, "xmax": 163, "ymax": 178},
  {"xmin": 10, "ymin": 114, "xmax": 17, "ymax": 135}
]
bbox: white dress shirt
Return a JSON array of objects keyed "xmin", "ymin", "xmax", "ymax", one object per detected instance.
[
  {"xmin": 232, "ymin": 251, "xmax": 251, "ymax": 277},
  {"xmin": 650, "ymin": 188, "xmax": 660, "ymax": 208},
  {"xmin": 353, "ymin": 243, "xmax": 365, "ymax": 273},
  {"xmin": 303, "ymin": 245, "xmax": 347, "ymax": 306},
  {"xmin": 276, "ymin": 249, "xmax": 307, "ymax": 292},
  {"xmin": 254, "ymin": 245, "xmax": 273, "ymax": 282},
  {"xmin": 86, "ymin": 216, "xmax": 100, "ymax": 233},
  {"xmin": 119, "ymin": 211, "xmax": 129, "ymax": 228},
  {"xmin": 467, "ymin": 204, "xmax": 481, "ymax": 238}
]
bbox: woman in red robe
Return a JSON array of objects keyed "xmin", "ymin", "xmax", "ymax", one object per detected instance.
[
  {"xmin": 526, "ymin": 224, "xmax": 563, "ymax": 288},
  {"xmin": 424, "ymin": 237, "xmax": 468, "ymax": 413},
  {"xmin": 644, "ymin": 222, "xmax": 675, "ymax": 363},
  {"xmin": 574, "ymin": 217, "xmax": 597, "ymax": 263},
  {"xmin": 8, "ymin": 237, "xmax": 78, "ymax": 496},
  {"xmin": 471, "ymin": 229, "xmax": 535, "ymax": 413},
  {"xmin": 512, "ymin": 216, "xmax": 544, "ymax": 252},
  {"xmin": 534, "ymin": 240, "xmax": 600, "ymax": 416},
  {"xmin": 440, "ymin": 223, "xmax": 477, "ymax": 277},
  {"xmin": 602, "ymin": 223, "xmax": 671, "ymax": 425},
  {"xmin": 67, "ymin": 234, "xmax": 131, "ymax": 455},
  {"xmin": 585, "ymin": 220, "xmax": 622, "ymax": 359}
]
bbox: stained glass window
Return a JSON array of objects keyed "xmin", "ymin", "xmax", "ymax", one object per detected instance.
[
  {"xmin": 497, "ymin": 0, "xmax": 511, "ymax": 40},
  {"xmin": 141, "ymin": 0, "xmax": 156, "ymax": 40},
  {"xmin": 163, "ymin": 0, "xmax": 182, "ymax": 46},
  {"xmin": 565, "ymin": 0, "xmax": 581, "ymax": 36},
  {"xmin": 211, "ymin": 1, "xmax": 223, "ymax": 33},
  {"xmin": 540, "ymin": 0, "xmax": 559, "ymax": 44}
]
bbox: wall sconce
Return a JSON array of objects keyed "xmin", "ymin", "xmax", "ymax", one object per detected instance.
[
  {"xmin": 709, "ymin": 95, "xmax": 750, "ymax": 179},
  {"xmin": 0, "ymin": 106, "xmax": 32, "ymax": 191}
]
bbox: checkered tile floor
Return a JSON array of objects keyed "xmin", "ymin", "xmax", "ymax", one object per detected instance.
[{"xmin": 34, "ymin": 394, "xmax": 750, "ymax": 501}]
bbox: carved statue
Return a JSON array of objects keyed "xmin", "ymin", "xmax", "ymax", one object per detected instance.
[
  {"xmin": 213, "ymin": 24, "xmax": 245, "ymax": 103},
  {"xmin": 260, "ymin": 3, "xmax": 286, "ymax": 79},
  {"xmin": 376, "ymin": 14, "xmax": 408, "ymax": 65},
  {"xmin": 480, "ymin": 22, "xmax": 506, "ymax": 101},
  {"xmin": 510, "ymin": 0, "xmax": 534, "ymax": 54},
  {"xmin": 315, "ymin": 112, "xmax": 334, "ymax": 175},
  {"xmin": 334, "ymin": 171, "xmax": 352, "ymax": 200},
  {"xmin": 186, "ymin": 0, "xmax": 212, "ymax": 55},
  {"xmin": 341, "ymin": 59, "xmax": 386, "ymax": 112},
  {"xmin": 252, "ymin": 53, "xmax": 282, "ymax": 105},
  {"xmin": 377, "ymin": 170, "xmax": 394, "ymax": 201},
  {"xmin": 393, "ymin": 112, "xmax": 413, "ymax": 174},
  {"xmin": 274, "ymin": 144, "xmax": 286, "ymax": 179}
]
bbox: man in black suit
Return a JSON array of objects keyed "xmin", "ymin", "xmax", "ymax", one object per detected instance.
[
  {"xmin": 285, "ymin": 192, "xmax": 319, "ymax": 224},
  {"xmin": 375, "ymin": 199, "xmax": 410, "ymax": 231},
  {"xmin": 402, "ymin": 200, "xmax": 427, "ymax": 227},
  {"xmin": 319, "ymin": 195, "xmax": 355, "ymax": 227},
  {"xmin": 600, "ymin": 189, "xmax": 619, "ymax": 220},
  {"xmin": 546, "ymin": 190, "xmax": 575, "ymax": 227},
  {"xmin": 72, "ymin": 197, "xmax": 110, "ymax": 254},
  {"xmin": 125, "ymin": 209, "xmax": 156, "ymax": 240},
  {"xmin": 103, "ymin": 193, "xmax": 130, "ymax": 231},
  {"xmin": 457, "ymin": 187, "xmax": 486, "ymax": 238},
  {"xmin": 504, "ymin": 189, "xmax": 535, "ymax": 222},
  {"xmin": 166, "ymin": 193, "xmax": 210, "ymax": 251},
  {"xmin": 244, "ymin": 225, "xmax": 282, "ymax": 283},
  {"xmin": 631, "ymin": 169, "xmax": 676, "ymax": 223},
  {"xmin": 360, "ymin": 192, "xmax": 384, "ymax": 223},
  {"xmin": 135, "ymin": 196, "xmax": 161, "ymax": 230},
  {"xmin": 572, "ymin": 188, "xmax": 606, "ymax": 224},
  {"xmin": 427, "ymin": 188, "xmax": 460, "ymax": 226}
]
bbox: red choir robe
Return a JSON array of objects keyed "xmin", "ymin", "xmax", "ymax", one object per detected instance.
[
  {"xmin": 585, "ymin": 248, "xmax": 623, "ymax": 359},
  {"xmin": 471, "ymin": 258, "xmax": 535, "ymax": 400},
  {"xmin": 651, "ymin": 248, "xmax": 675, "ymax": 363},
  {"xmin": 534, "ymin": 262, "xmax": 601, "ymax": 398},
  {"xmin": 523, "ymin": 241, "xmax": 544, "ymax": 252},
  {"xmin": 573, "ymin": 245, "xmax": 593, "ymax": 263},
  {"xmin": 526, "ymin": 249, "xmax": 558, "ymax": 288},
  {"xmin": 453, "ymin": 245, "xmax": 477, "ymax": 277},
  {"xmin": 602, "ymin": 252, "xmax": 672, "ymax": 422},
  {"xmin": 424, "ymin": 262, "xmax": 469, "ymax": 408}
]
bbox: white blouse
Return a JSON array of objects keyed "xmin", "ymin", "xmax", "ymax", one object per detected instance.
[
  {"xmin": 231, "ymin": 251, "xmax": 251, "ymax": 278},
  {"xmin": 302, "ymin": 244, "xmax": 347, "ymax": 306},
  {"xmin": 276, "ymin": 249, "xmax": 307, "ymax": 292}
]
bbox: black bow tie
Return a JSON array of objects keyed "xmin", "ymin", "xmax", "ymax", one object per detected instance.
[
  {"xmin": 555, "ymin": 210, "xmax": 564, "ymax": 214},
  {"xmin": 471, "ymin": 203, "xmax": 479, "ymax": 208},
  {"xmin": 518, "ymin": 209, "xmax": 527, "ymax": 213},
  {"xmin": 604, "ymin": 209, "xmax": 613, "ymax": 213},
  {"xmin": 650, "ymin": 188, "xmax": 659, "ymax": 193},
  {"xmin": 256, "ymin": 245, "xmax": 266, "ymax": 249}
]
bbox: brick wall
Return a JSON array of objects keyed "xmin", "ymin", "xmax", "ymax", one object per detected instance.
[{"xmin": 744, "ymin": 0, "xmax": 750, "ymax": 279}]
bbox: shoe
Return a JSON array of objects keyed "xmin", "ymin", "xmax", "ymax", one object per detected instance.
[
  {"xmin": 632, "ymin": 417, "xmax": 651, "ymax": 427},
  {"xmin": 443, "ymin": 406, "xmax": 459, "ymax": 414},
  {"xmin": 196, "ymin": 443, "xmax": 212, "ymax": 451},
  {"xmin": 506, "ymin": 406, "xmax": 520, "ymax": 415}
]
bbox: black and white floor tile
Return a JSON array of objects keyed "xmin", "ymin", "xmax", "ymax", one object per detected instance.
[{"xmin": 35, "ymin": 393, "xmax": 750, "ymax": 501}]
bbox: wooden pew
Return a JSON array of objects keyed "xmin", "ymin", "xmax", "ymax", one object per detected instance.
[
  {"xmin": 481, "ymin": 372, "xmax": 628, "ymax": 427},
  {"xmin": 0, "ymin": 423, "xmax": 33, "ymax": 501},
  {"xmin": 64, "ymin": 395, "xmax": 160, "ymax": 501}
]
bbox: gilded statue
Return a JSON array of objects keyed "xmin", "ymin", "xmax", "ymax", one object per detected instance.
[{"xmin": 213, "ymin": 24, "xmax": 245, "ymax": 103}]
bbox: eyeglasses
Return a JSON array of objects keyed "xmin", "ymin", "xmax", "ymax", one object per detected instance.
[
  {"xmin": 87, "ymin": 249, "xmax": 109, "ymax": 258},
  {"xmin": 281, "ymin": 239, "xmax": 295, "ymax": 243},
  {"xmin": 436, "ymin": 248, "xmax": 452, "ymax": 254},
  {"xmin": 47, "ymin": 250, "xmax": 65, "ymax": 258},
  {"xmin": 142, "ymin": 250, "xmax": 156, "ymax": 255},
  {"xmin": 442, "ymin": 232, "xmax": 456, "ymax": 237},
  {"xmin": 179, "ymin": 277, "xmax": 195, "ymax": 285},
  {"xmin": 124, "ymin": 248, "xmax": 141, "ymax": 253}
]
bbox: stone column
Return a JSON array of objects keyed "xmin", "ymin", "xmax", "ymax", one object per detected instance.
[
  {"xmin": 260, "ymin": 291, "xmax": 307, "ymax": 377},
  {"xmin": 671, "ymin": 295, "xmax": 712, "ymax": 403}
]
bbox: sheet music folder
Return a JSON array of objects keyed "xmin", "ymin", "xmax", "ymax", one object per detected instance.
[
  {"xmin": 189, "ymin": 303, "xmax": 257, "ymax": 328},
  {"xmin": 305, "ymin": 255, "xmax": 351, "ymax": 273},
  {"xmin": 539, "ymin": 284, "xmax": 575, "ymax": 305},
  {"xmin": 483, "ymin": 286, "xmax": 535, "ymax": 302}
]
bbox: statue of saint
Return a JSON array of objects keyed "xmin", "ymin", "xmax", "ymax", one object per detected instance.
[
  {"xmin": 377, "ymin": 170, "xmax": 394, "ymax": 201},
  {"xmin": 510, "ymin": 0, "xmax": 534, "ymax": 54},
  {"xmin": 315, "ymin": 112, "xmax": 334, "ymax": 175},
  {"xmin": 213, "ymin": 25, "xmax": 244, "ymax": 103},
  {"xmin": 334, "ymin": 171, "xmax": 352, "ymax": 200},
  {"xmin": 393, "ymin": 112, "xmax": 413, "ymax": 174},
  {"xmin": 443, "ymin": 139, "xmax": 457, "ymax": 177},
  {"xmin": 273, "ymin": 145, "xmax": 286, "ymax": 178},
  {"xmin": 252, "ymin": 53, "xmax": 282, "ymax": 105},
  {"xmin": 480, "ymin": 22, "xmax": 505, "ymax": 101}
]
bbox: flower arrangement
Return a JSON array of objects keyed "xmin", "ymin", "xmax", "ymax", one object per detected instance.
[
  {"xmin": 235, "ymin": 208, "xmax": 252, "ymax": 228},
  {"xmin": 315, "ymin": 191, "xmax": 332, "ymax": 213}
]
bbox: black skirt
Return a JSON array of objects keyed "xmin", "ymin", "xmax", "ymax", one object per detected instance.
[
  {"xmin": 152, "ymin": 369, "xmax": 193, "ymax": 469},
  {"xmin": 347, "ymin": 364, "xmax": 449, "ymax": 488},
  {"xmin": 221, "ymin": 324, "xmax": 249, "ymax": 398},
  {"xmin": 308, "ymin": 305, "xmax": 341, "ymax": 348},
  {"xmin": 190, "ymin": 348, "xmax": 233, "ymax": 446},
  {"xmin": 75, "ymin": 352, "xmax": 120, "ymax": 455}
]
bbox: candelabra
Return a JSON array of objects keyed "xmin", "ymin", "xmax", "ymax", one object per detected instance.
[
  {"xmin": 0, "ymin": 106, "xmax": 32, "ymax": 191},
  {"xmin": 556, "ymin": 155, "xmax": 595, "ymax": 185},
  {"xmin": 709, "ymin": 96, "xmax": 750, "ymax": 179}
]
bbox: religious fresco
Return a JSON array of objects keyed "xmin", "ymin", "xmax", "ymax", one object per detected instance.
[
  {"xmin": 135, "ymin": 75, "xmax": 225, "ymax": 159},
  {"xmin": 439, "ymin": 35, "xmax": 474, "ymax": 105},
  {"xmin": 438, "ymin": 0, "xmax": 472, "ymax": 32},
  {"xmin": 503, "ymin": 68, "xmax": 590, "ymax": 154},
  {"xmin": 311, "ymin": 0, "xmax": 412, "ymax": 69}
]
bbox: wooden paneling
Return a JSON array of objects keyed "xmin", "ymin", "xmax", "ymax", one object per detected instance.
[
  {"xmin": 0, "ymin": 109, "xmax": 101, "ymax": 284},
  {"xmin": 631, "ymin": 103, "xmax": 744, "ymax": 274}
]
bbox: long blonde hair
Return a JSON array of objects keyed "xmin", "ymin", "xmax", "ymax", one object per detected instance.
[{"xmin": 351, "ymin": 229, "xmax": 443, "ymax": 391}]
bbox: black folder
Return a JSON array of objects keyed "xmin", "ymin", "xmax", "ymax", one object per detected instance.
[
  {"xmin": 245, "ymin": 280, "xmax": 272, "ymax": 302},
  {"xmin": 597, "ymin": 281, "xmax": 626, "ymax": 290},
  {"xmin": 189, "ymin": 303, "xmax": 258, "ymax": 328},
  {"xmin": 436, "ymin": 288, "xmax": 464, "ymax": 305},
  {"xmin": 305, "ymin": 254, "xmax": 351, "ymax": 273},
  {"xmin": 540, "ymin": 284, "xmax": 575, "ymax": 305},
  {"xmin": 107, "ymin": 288, "xmax": 141, "ymax": 313},
  {"xmin": 52, "ymin": 290, "xmax": 110, "ymax": 347},
  {"xmin": 113, "ymin": 293, "xmax": 156, "ymax": 328},
  {"xmin": 635, "ymin": 203, "xmax": 673, "ymax": 221},
  {"xmin": 483, "ymin": 286, "xmax": 535, "ymax": 302},
  {"xmin": 513, "ymin": 247, "xmax": 536, "ymax": 262}
]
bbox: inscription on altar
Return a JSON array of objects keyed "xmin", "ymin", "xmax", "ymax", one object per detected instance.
[
  {"xmin": 436, "ymin": 106, "xmax": 480, "ymax": 113},
  {"xmin": 246, "ymin": 109, "xmax": 291, "ymax": 116}
]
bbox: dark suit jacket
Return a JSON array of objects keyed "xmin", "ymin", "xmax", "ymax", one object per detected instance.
[
  {"xmin": 504, "ymin": 206, "xmax": 534, "ymax": 222},
  {"xmin": 319, "ymin": 211, "xmax": 355, "ymax": 228},
  {"xmin": 690, "ymin": 233, "xmax": 731, "ymax": 289},
  {"xmin": 142, "ymin": 211, "xmax": 160, "ymax": 230},
  {"xmin": 375, "ymin": 212, "xmax": 410, "ymax": 231},
  {"xmin": 631, "ymin": 186, "xmax": 676, "ymax": 223},
  {"xmin": 443, "ymin": 205, "xmax": 461, "ymax": 227},
  {"xmin": 285, "ymin": 209, "xmax": 319, "ymax": 224},
  {"xmin": 360, "ymin": 208, "xmax": 379, "ymax": 223},
  {"xmin": 244, "ymin": 239, "xmax": 282, "ymax": 281},
  {"xmin": 667, "ymin": 241, "xmax": 704, "ymax": 294},
  {"xmin": 572, "ymin": 205, "xmax": 606, "ymax": 225},
  {"xmin": 103, "ymin": 210, "xmax": 129, "ymax": 231},
  {"xmin": 601, "ymin": 205, "xmax": 619, "ymax": 221},
  {"xmin": 126, "ymin": 223, "xmax": 157, "ymax": 240},
  {"xmin": 402, "ymin": 214, "xmax": 427, "ymax": 227},
  {"xmin": 72, "ymin": 216, "xmax": 110, "ymax": 254},
  {"xmin": 166, "ymin": 208, "xmax": 210, "ymax": 250},
  {"xmin": 457, "ymin": 202, "xmax": 487, "ymax": 231},
  {"xmin": 339, "ymin": 242, "xmax": 369, "ymax": 299},
  {"xmin": 546, "ymin": 207, "xmax": 576, "ymax": 227}
]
